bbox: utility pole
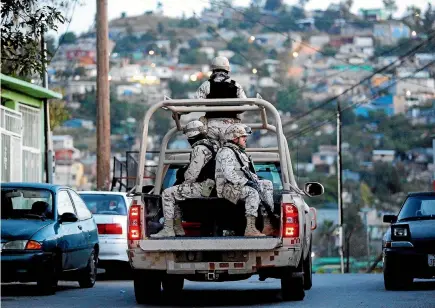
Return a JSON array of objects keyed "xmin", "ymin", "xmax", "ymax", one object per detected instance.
[
  {"xmin": 96, "ymin": 0, "xmax": 111, "ymax": 190},
  {"xmin": 337, "ymin": 101, "xmax": 345, "ymax": 274},
  {"xmin": 41, "ymin": 28, "xmax": 54, "ymax": 184}
]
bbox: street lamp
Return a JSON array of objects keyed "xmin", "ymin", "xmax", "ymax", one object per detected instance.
[
  {"xmin": 292, "ymin": 51, "xmax": 299, "ymax": 58},
  {"xmin": 252, "ymin": 68, "xmax": 258, "ymax": 74},
  {"xmin": 411, "ymin": 31, "xmax": 417, "ymax": 37},
  {"xmin": 149, "ymin": 50, "xmax": 155, "ymax": 55},
  {"xmin": 249, "ymin": 35, "xmax": 255, "ymax": 43}
]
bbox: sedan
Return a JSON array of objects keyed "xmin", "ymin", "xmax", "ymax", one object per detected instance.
[
  {"xmin": 78, "ymin": 191, "xmax": 132, "ymax": 273},
  {"xmin": 382, "ymin": 192, "xmax": 435, "ymax": 290},
  {"xmin": 1, "ymin": 183, "xmax": 99, "ymax": 294}
]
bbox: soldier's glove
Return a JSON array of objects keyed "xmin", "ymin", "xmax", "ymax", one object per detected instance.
[{"xmin": 246, "ymin": 180, "xmax": 256, "ymax": 188}]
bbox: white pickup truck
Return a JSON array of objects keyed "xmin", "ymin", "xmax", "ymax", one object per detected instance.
[{"xmin": 127, "ymin": 98, "xmax": 323, "ymax": 304}]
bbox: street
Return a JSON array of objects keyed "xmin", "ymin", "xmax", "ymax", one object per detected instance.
[{"xmin": 2, "ymin": 274, "xmax": 434, "ymax": 308}]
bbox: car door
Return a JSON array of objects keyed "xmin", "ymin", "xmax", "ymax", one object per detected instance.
[
  {"xmin": 68, "ymin": 190, "xmax": 97, "ymax": 266},
  {"xmin": 57, "ymin": 190, "xmax": 84, "ymax": 270}
]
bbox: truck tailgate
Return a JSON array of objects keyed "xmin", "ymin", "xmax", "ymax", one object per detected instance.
[{"xmin": 139, "ymin": 237, "xmax": 282, "ymax": 251}]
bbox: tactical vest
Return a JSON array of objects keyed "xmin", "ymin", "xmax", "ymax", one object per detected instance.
[
  {"xmin": 174, "ymin": 139, "xmax": 217, "ymax": 185},
  {"xmin": 193, "ymin": 140, "xmax": 217, "ymax": 182},
  {"xmin": 224, "ymin": 143, "xmax": 256, "ymax": 175},
  {"xmin": 206, "ymin": 79, "xmax": 240, "ymax": 119}
]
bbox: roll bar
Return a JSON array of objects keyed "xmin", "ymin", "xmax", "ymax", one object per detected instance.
[{"xmin": 135, "ymin": 98, "xmax": 302, "ymax": 194}]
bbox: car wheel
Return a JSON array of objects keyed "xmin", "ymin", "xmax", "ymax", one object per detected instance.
[
  {"xmin": 303, "ymin": 248, "xmax": 313, "ymax": 290},
  {"xmin": 384, "ymin": 271, "xmax": 413, "ymax": 290},
  {"xmin": 162, "ymin": 274, "xmax": 184, "ymax": 295},
  {"xmin": 281, "ymin": 267, "xmax": 305, "ymax": 301},
  {"xmin": 78, "ymin": 250, "xmax": 98, "ymax": 288},
  {"xmin": 133, "ymin": 270, "xmax": 162, "ymax": 304}
]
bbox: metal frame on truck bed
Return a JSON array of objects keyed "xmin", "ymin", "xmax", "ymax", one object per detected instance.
[{"xmin": 127, "ymin": 98, "xmax": 324, "ymax": 304}]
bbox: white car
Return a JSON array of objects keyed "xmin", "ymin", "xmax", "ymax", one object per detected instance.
[{"xmin": 78, "ymin": 191, "xmax": 132, "ymax": 271}]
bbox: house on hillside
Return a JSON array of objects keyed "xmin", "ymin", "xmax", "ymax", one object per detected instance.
[
  {"xmin": 372, "ymin": 150, "xmax": 396, "ymax": 163},
  {"xmin": 1, "ymin": 74, "xmax": 62, "ymax": 182}
]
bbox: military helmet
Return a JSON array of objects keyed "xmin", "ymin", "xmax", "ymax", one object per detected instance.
[
  {"xmin": 211, "ymin": 56, "xmax": 230, "ymax": 72},
  {"xmin": 224, "ymin": 124, "xmax": 252, "ymax": 140},
  {"xmin": 183, "ymin": 120, "xmax": 207, "ymax": 138}
]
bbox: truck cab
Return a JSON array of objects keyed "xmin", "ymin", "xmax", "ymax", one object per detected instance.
[{"xmin": 127, "ymin": 98, "xmax": 323, "ymax": 304}]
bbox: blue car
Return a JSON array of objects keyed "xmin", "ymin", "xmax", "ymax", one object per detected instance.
[{"xmin": 1, "ymin": 183, "xmax": 99, "ymax": 294}]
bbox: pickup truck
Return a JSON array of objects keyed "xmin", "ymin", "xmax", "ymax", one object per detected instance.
[{"xmin": 127, "ymin": 98, "xmax": 324, "ymax": 304}]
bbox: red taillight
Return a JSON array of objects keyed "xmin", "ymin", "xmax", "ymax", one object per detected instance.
[
  {"xmin": 97, "ymin": 223, "xmax": 123, "ymax": 235},
  {"xmin": 282, "ymin": 203, "xmax": 299, "ymax": 238},
  {"xmin": 128, "ymin": 202, "xmax": 141, "ymax": 240}
]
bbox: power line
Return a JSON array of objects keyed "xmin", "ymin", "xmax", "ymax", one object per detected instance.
[
  {"xmin": 281, "ymin": 33, "xmax": 435, "ymax": 127},
  {"xmin": 48, "ymin": 0, "xmax": 79, "ymax": 61},
  {"xmin": 286, "ymin": 59, "xmax": 435, "ymax": 139}
]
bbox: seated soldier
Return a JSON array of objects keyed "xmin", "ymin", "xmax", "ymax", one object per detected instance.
[{"xmin": 151, "ymin": 120, "xmax": 219, "ymax": 238}]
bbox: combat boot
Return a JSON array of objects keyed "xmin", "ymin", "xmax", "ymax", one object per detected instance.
[
  {"xmin": 244, "ymin": 216, "xmax": 266, "ymax": 237},
  {"xmin": 150, "ymin": 219, "xmax": 175, "ymax": 238},
  {"xmin": 173, "ymin": 218, "xmax": 185, "ymax": 236},
  {"xmin": 262, "ymin": 216, "xmax": 276, "ymax": 236}
]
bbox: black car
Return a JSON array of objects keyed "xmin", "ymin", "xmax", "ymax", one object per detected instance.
[
  {"xmin": 1, "ymin": 183, "xmax": 99, "ymax": 294},
  {"xmin": 382, "ymin": 192, "xmax": 435, "ymax": 290}
]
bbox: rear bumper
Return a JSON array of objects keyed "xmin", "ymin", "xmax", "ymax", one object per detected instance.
[
  {"xmin": 1, "ymin": 251, "xmax": 54, "ymax": 283},
  {"xmin": 98, "ymin": 237, "xmax": 128, "ymax": 262},
  {"xmin": 384, "ymin": 248, "xmax": 435, "ymax": 278},
  {"xmin": 128, "ymin": 241, "xmax": 302, "ymax": 276}
]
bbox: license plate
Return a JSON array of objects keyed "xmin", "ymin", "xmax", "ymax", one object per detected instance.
[{"xmin": 428, "ymin": 255, "xmax": 435, "ymax": 267}]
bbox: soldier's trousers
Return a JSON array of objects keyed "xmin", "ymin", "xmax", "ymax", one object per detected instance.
[
  {"xmin": 201, "ymin": 117, "xmax": 241, "ymax": 145},
  {"xmin": 161, "ymin": 182, "xmax": 202, "ymax": 220},
  {"xmin": 240, "ymin": 180, "xmax": 274, "ymax": 217}
]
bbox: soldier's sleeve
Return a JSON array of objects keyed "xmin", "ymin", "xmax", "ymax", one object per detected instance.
[
  {"xmin": 236, "ymin": 82, "xmax": 247, "ymax": 98},
  {"xmin": 184, "ymin": 145, "xmax": 212, "ymax": 183},
  {"xmin": 196, "ymin": 81, "xmax": 210, "ymax": 99},
  {"xmin": 219, "ymin": 149, "xmax": 248, "ymax": 186}
]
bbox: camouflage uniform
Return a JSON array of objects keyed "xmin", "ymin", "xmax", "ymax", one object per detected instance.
[
  {"xmin": 196, "ymin": 71, "xmax": 247, "ymax": 145},
  {"xmin": 161, "ymin": 140, "xmax": 218, "ymax": 221},
  {"xmin": 215, "ymin": 142, "xmax": 274, "ymax": 217}
]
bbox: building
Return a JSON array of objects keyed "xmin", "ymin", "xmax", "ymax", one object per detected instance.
[
  {"xmin": 359, "ymin": 8, "xmax": 388, "ymax": 21},
  {"xmin": 374, "ymin": 21, "xmax": 410, "ymax": 46},
  {"xmin": 372, "ymin": 150, "xmax": 396, "ymax": 163},
  {"xmin": 1, "ymin": 74, "xmax": 62, "ymax": 182}
]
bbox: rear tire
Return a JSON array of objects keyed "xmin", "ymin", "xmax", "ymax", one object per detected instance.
[
  {"xmin": 162, "ymin": 275, "xmax": 184, "ymax": 294},
  {"xmin": 78, "ymin": 250, "xmax": 98, "ymax": 288},
  {"xmin": 303, "ymin": 249, "xmax": 313, "ymax": 290},
  {"xmin": 281, "ymin": 267, "xmax": 305, "ymax": 301},
  {"xmin": 133, "ymin": 270, "xmax": 162, "ymax": 304},
  {"xmin": 384, "ymin": 271, "xmax": 413, "ymax": 290}
]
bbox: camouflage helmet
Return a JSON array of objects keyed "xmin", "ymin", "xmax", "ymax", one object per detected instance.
[
  {"xmin": 211, "ymin": 56, "xmax": 230, "ymax": 72},
  {"xmin": 183, "ymin": 120, "xmax": 207, "ymax": 139},
  {"xmin": 224, "ymin": 124, "xmax": 252, "ymax": 141}
]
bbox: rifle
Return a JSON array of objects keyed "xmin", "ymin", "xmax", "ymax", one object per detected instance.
[{"xmin": 240, "ymin": 166, "xmax": 280, "ymax": 226}]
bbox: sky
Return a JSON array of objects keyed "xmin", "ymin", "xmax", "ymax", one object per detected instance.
[{"xmin": 58, "ymin": 0, "xmax": 432, "ymax": 36}]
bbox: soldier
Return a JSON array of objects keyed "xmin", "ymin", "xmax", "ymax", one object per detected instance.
[
  {"xmin": 196, "ymin": 56, "xmax": 248, "ymax": 145},
  {"xmin": 151, "ymin": 120, "xmax": 219, "ymax": 238},
  {"xmin": 215, "ymin": 124, "xmax": 276, "ymax": 236}
]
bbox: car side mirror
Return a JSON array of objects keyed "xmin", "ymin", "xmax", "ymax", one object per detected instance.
[
  {"xmin": 59, "ymin": 212, "xmax": 78, "ymax": 223},
  {"xmin": 304, "ymin": 182, "xmax": 324, "ymax": 197},
  {"xmin": 383, "ymin": 215, "xmax": 397, "ymax": 223}
]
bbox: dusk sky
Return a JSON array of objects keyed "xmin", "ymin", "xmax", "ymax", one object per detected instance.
[{"xmin": 57, "ymin": 0, "xmax": 431, "ymax": 37}]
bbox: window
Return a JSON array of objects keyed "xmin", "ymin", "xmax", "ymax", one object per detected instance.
[
  {"xmin": 1, "ymin": 187, "xmax": 53, "ymax": 219},
  {"xmin": 398, "ymin": 195, "xmax": 435, "ymax": 221},
  {"xmin": 57, "ymin": 190, "xmax": 75, "ymax": 216},
  {"xmin": 69, "ymin": 190, "xmax": 92, "ymax": 220},
  {"xmin": 79, "ymin": 193, "xmax": 127, "ymax": 216}
]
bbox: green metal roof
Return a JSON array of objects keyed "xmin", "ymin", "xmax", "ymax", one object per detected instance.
[{"xmin": 0, "ymin": 74, "xmax": 62, "ymax": 100}]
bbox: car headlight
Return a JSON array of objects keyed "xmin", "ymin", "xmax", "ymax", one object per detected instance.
[
  {"xmin": 393, "ymin": 227, "xmax": 408, "ymax": 237},
  {"xmin": 2, "ymin": 240, "xmax": 42, "ymax": 250}
]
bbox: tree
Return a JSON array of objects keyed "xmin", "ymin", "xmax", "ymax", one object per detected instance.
[
  {"xmin": 1, "ymin": 0, "xmax": 66, "ymax": 77},
  {"xmin": 422, "ymin": 3, "xmax": 435, "ymax": 33},
  {"xmin": 45, "ymin": 35, "xmax": 57, "ymax": 56},
  {"xmin": 275, "ymin": 81, "xmax": 303, "ymax": 113},
  {"xmin": 321, "ymin": 44, "xmax": 338, "ymax": 57},
  {"xmin": 157, "ymin": 22, "xmax": 165, "ymax": 34},
  {"xmin": 49, "ymin": 98, "xmax": 70, "ymax": 130},
  {"xmin": 382, "ymin": 0, "xmax": 397, "ymax": 19},
  {"xmin": 298, "ymin": 0, "xmax": 310, "ymax": 8},
  {"xmin": 59, "ymin": 31, "xmax": 77, "ymax": 45}
]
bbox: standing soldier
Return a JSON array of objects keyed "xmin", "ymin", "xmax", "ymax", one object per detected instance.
[
  {"xmin": 215, "ymin": 124, "xmax": 276, "ymax": 236},
  {"xmin": 196, "ymin": 56, "xmax": 248, "ymax": 145},
  {"xmin": 151, "ymin": 120, "xmax": 219, "ymax": 238}
]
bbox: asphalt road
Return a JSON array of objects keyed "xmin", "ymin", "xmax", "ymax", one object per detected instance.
[{"xmin": 2, "ymin": 274, "xmax": 434, "ymax": 308}]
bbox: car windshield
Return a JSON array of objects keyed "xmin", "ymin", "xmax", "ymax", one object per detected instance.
[
  {"xmin": 397, "ymin": 195, "xmax": 435, "ymax": 221},
  {"xmin": 163, "ymin": 162, "xmax": 283, "ymax": 190},
  {"xmin": 79, "ymin": 194, "xmax": 127, "ymax": 215},
  {"xmin": 1, "ymin": 187, "xmax": 54, "ymax": 220}
]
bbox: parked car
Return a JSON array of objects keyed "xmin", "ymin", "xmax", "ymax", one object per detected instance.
[
  {"xmin": 1, "ymin": 183, "xmax": 99, "ymax": 294},
  {"xmin": 78, "ymin": 191, "xmax": 132, "ymax": 272},
  {"xmin": 382, "ymin": 192, "xmax": 435, "ymax": 290}
]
